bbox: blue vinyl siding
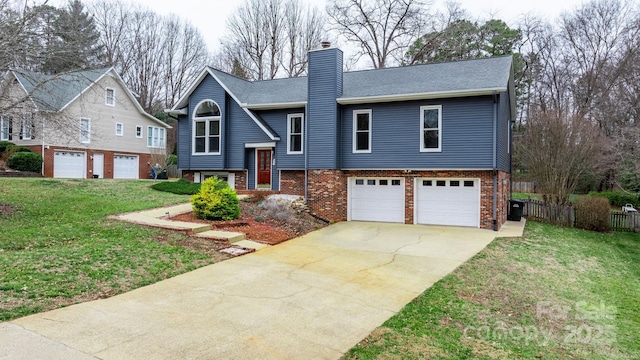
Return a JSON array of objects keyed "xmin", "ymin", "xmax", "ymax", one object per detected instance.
[
  {"xmin": 497, "ymin": 91, "xmax": 511, "ymax": 172},
  {"xmin": 307, "ymin": 48, "xmax": 343, "ymax": 169},
  {"xmin": 177, "ymin": 114, "xmax": 190, "ymax": 169},
  {"xmin": 226, "ymin": 101, "xmax": 272, "ymax": 169},
  {"xmin": 341, "ymin": 96, "xmax": 495, "ymax": 169},
  {"xmin": 257, "ymin": 108, "xmax": 306, "ymax": 169}
]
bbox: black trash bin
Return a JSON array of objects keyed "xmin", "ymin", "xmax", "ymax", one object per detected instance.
[{"xmin": 508, "ymin": 199, "xmax": 524, "ymax": 221}]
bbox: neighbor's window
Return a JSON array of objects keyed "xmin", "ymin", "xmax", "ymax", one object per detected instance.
[
  {"xmin": 287, "ymin": 113, "xmax": 304, "ymax": 154},
  {"xmin": 80, "ymin": 118, "xmax": 90, "ymax": 143},
  {"xmin": 0, "ymin": 116, "xmax": 11, "ymax": 141},
  {"xmin": 115, "ymin": 122, "xmax": 123, "ymax": 136},
  {"xmin": 20, "ymin": 118, "xmax": 35, "ymax": 140},
  {"xmin": 353, "ymin": 109, "xmax": 372, "ymax": 153},
  {"xmin": 136, "ymin": 125, "xmax": 143, "ymax": 138},
  {"xmin": 420, "ymin": 105, "xmax": 442, "ymax": 152},
  {"xmin": 193, "ymin": 100, "xmax": 221, "ymax": 154},
  {"xmin": 147, "ymin": 126, "xmax": 165, "ymax": 148},
  {"xmin": 105, "ymin": 88, "xmax": 115, "ymax": 106}
]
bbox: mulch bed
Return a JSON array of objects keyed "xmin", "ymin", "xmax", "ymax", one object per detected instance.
[{"xmin": 171, "ymin": 200, "xmax": 327, "ymax": 245}]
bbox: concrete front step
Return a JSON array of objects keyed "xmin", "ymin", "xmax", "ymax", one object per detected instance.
[{"xmin": 194, "ymin": 230, "xmax": 245, "ymax": 243}]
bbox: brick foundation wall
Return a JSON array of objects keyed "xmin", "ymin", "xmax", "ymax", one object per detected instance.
[
  {"xmin": 26, "ymin": 146, "xmax": 152, "ymax": 179},
  {"xmin": 279, "ymin": 170, "xmax": 305, "ymax": 196},
  {"xmin": 307, "ymin": 169, "xmax": 510, "ymax": 230}
]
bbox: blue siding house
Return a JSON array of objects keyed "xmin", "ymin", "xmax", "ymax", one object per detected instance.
[{"xmin": 169, "ymin": 46, "xmax": 515, "ymax": 230}]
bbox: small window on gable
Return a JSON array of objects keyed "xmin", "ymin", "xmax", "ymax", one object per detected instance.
[
  {"xmin": 136, "ymin": 126, "xmax": 143, "ymax": 138},
  {"xmin": 105, "ymin": 88, "xmax": 115, "ymax": 106},
  {"xmin": 115, "ymin": 122, "xmax": 123, "ymax": 136},
  {"xmin": 420, "ymin": 105, "xmax": 442, "ymax": 152},
  {"xmin": 353, "ymin": 109, "xmax": 372, "ymax": 153},
  {"xmin": 193, "ymin": 100, "xmax": 221, "ymax": 155},
  {"xmin": 80, "ymin": 118, "xmax": 90, "ymax": 143}
]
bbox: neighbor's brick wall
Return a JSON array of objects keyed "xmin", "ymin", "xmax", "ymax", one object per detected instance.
[
  {"xmin": 306, "ymin": 169, "xmax": 510, "ymax": 230},
  {"xmin": 27, "ymin": 145, "xmax": 152, "ymax": 179},
  {"xmin": 279, "ymin": 170, "xmax": 305, "ymax": 196}
]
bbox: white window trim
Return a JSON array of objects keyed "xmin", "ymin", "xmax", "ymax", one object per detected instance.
[
  {"xmin": 147, "ymin": 125, "xmax": 166, "ymax": 149},
  {"xmin": 105, "ymin": 87, "xmax": 115, "ymax": 106},
  {"xmin": 192, "ymin": 99, "xmax": 222, "ymax": 155},
  {"xmin": 352, "ymin": 109, "xmax": 372, "ymax": 153},
  {"xmin": 80, "ymin": 118, "xmax": 90, "ymax": 143},
  {"xmin": 420, "ymin": 105, "xmax": 442, "ymax": 152},
  {"xmin": 20, "ymin": 119, "xmax": 34, "ymax": 140},
  {"xmin": 0, "ymin": 116, "xmax": 9, "ymax": 141},
  {"xmin": 136, "ymin": 125, "xmax": 143, "ymax": 139},
  {"xmin": 115, "ymin": 122, "xmax": 123, "ymax": 136},
  {"xmin": 287, "ymin": 113, "xmax": 304, "ymax": 155}
]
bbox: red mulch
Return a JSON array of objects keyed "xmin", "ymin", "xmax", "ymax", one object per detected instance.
[{"xmin": 170, "ymin": 200, "xmax": 327, "ymax": 245}]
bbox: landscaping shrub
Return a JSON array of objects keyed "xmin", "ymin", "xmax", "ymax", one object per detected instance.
[
  {"xmin": 1, "ymin": 145, "xmax": 31, "ymax": 161},
  {"xmin": 0, "ymin": 141, "xmax": 15, "ymax": 155},
  {"xmin": 589, "ymin": 191, "xmax": 640, "ymax": 208},
  {"xmin": 6, "ymin": 152, "xmax": 42, "ymax": 173},
  {"xmin": 574, "ymin": 196, "xmax": 611, "ymax": 232},
  {"xmin": 150, "ymin": 178, "xmax": 201, "ymax": 195},
  {"xmin": 191, "ymin": 177, "xmax": 240, "ymax": 221}
]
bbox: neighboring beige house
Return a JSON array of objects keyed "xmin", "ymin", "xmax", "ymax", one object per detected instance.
[{"xmin": 0, "ymin": 67, "xmax": 171, "ymax": 179}]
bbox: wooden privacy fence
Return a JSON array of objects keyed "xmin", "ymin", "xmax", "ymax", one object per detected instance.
[
  {"xmin": 512, "ymin": 181, "xmax": 536, "ymax": 193},
  {"xmin": 519, "ymin": 199, "xmax": 640, "ymax": 232}
]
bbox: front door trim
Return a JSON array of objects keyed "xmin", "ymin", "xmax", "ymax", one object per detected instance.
[{"xmin": 255, "ymin": 148, "xmax": 272, "ymax": 190}]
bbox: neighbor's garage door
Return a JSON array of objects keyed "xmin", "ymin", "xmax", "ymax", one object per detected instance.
[
  {"xmin": 349, "ymin": 178, "xmax": 404, "ymax": 223},
  {"xmin": 415, "ymin": 178, "xmax": 480, "ymax": 227},
  {"xmin": 54, "ymin": 151, "xmax": 85, "ymax": 178},
  {"xmin": 113, "ymin": 154, "xmax": 139, "ymax": 179}
]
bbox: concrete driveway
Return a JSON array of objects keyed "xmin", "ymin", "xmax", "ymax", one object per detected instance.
[{"xmin": 1, "ymin": 221, "xmax": 519, "ymax": 359}]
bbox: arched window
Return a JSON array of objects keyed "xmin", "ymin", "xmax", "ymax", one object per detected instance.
[{"xmin": 193, "ymin": 100, "xmax": 221, "ymax": 154}]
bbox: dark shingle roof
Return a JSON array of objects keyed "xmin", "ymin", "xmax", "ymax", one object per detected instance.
[
  {"xmin": 204, "ymin": 56, "xmax": 512, "ymax": 107},
  {"xmin": 13, "ymin": 67, "xmax": 111, "ymax": 111}
]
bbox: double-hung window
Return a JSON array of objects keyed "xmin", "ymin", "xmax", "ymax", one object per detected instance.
[
  {"xmin": 115, "ymin": 122, "xmax": 123, "ymax": 136},
  {"xmin": 147, "ymin": 126, "xmax": 166, "ymax": 148},
  {"xmin": 105, "ymin": 88, "xmax": 115, "ymax": 106},
  {"xmin": 80, "ymin": 118, "xmax": 90, "ymax": 143},
  {"xmin": 420, "ymin": 105, "xmax": 442, "ymax": 152},
  {"xmin": 20, "ymin": 118, "xmax": 35, "ymax": 140},
  {"xmin": 0, "ymin": 116, "xmax": 11, "ymax": 141},
  {"xmin": 193, "ymin": 100, "xmax": 221, "ymax": 155},
  {"xmin": 287, "ymin": 113, "xmax": 304, "ymax": 154},
  {"xmin": 353, "ymin": 109, "xmax": 372, "ymax": 153}
]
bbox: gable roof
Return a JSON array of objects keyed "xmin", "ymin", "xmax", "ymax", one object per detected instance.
[
  {"xmin": 11, "ymin": 67, "xmax": 170, "ymax": 128},
  {"xmin": 172, "ymin": 56, "xmax": 513, "ymax": 111}
]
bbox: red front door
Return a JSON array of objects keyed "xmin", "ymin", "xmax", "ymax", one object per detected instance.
[{"xmin": 257, "ymin": 149, "xmax": 271, "ymax": 186}]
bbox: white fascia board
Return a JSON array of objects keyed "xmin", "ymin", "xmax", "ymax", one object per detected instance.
[
  {"xmin": 207, "ymin": 69, "xmax": 279, "ymax": 141},
  {"xmin": 242, "ymin": 101, "xmax": 307, "ymax": 110},
  {"xmin": 245, "ymin": 142, "xmax": 276, "ymax": 148},
  {"xmin": 337, "ymin": 88, "xmax": 507, "ymax": 105},
  {"xmin": 164, "ymin": 108, "xmax": 188, "ymax": 115},
  {"xmin": 9, "ymin": 71, "xmax": 40, "ymax": 111},
  {"xmin": 58, "ymin": 67, "xmax": 113, "ymax": 112}
]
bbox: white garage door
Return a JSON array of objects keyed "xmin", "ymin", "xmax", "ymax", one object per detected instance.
[
  {"xmin": 113, "ymin": 155, "xmax": 139, "ymax": 179},
  {"xmin": 54, "ymin": 151, "xmax": 85, "ymax": 178},
  {"xmin": 415, "ymin": 178, "xmax": 480, "ymax": 227},
  {"xmin": 349, "ymin": 178, "xmax": 404, "ymax": 223}
]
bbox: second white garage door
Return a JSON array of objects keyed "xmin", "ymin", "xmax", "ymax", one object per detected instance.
[
  {"xmin": 415, "ymin": 178, "xmax": 480, "ymax": 227},
  {"xmin": 53, "ymin": 151, "xmax": 85, "ymax": 178},
  {"xmin": 113, "ymin": 155, "xmax": 139, "ymax": 179},
  {"xmin": 348, "ymin": 178, "xmax": 405, "ymax": 223}
]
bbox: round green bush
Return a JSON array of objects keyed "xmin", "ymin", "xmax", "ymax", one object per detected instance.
[
  {"xmin": 191, "ymin": 177, "xmax": 240, "ymax": 221},
  {"xmin": 0, "ymin": 141, "xmax": 15, "ymax": 155},
  {"xmin": 6, "ymin": 152, "xmax": 42, "ymax": 173}
]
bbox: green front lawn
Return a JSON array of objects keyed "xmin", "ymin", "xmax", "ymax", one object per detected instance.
[
  {"xmin": 345, "ymin": 222, "xmax": 640, "ymax": 359},
  {"xmin": 0, "ymin": 178, "xmax": 221, "ymax": 321}
]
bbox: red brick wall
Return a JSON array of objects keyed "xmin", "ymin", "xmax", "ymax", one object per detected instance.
[
  {"xmin": 279, "ymin": 170, "xmax": 305, "ymax": 196},
  {"xmin": 306, "ymin": 169, "xmax": 510, "ymax": 230},
  {"xmin": 27, "ymin": 145, "xmax": 152, "ymax": 179}
]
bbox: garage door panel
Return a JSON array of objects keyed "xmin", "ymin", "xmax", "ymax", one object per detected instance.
[
  {"xmin": 349, "ymin": 178, "xmax": 404, "ymax": 223},
  {"xmin": 416, "ymin": 178, "xmax": 480, "ymax": 227},
  {"xmin": 114, "ymin": 155, "xmax": 139, "ymax": 179},
  {"xmin": 54, "ymin": 151, "xmax": 85, "ymax": 178}
]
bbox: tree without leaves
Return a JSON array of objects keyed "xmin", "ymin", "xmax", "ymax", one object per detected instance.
[
  {"xmin": 327, "ymin": 0, "xmax": 427, "ymax": 69},
  {"xmin": 220, "ymin": 0, "xmax": 324, "ymax": 80}
]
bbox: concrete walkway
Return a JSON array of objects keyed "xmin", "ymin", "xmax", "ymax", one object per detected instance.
[{"xmin": 1, "ymin": 220, "xmax": 525, "ymax": 360}]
